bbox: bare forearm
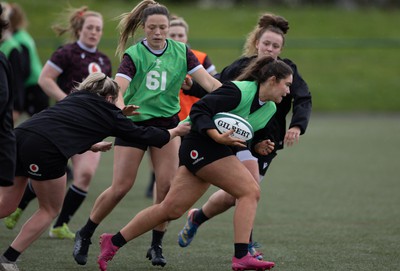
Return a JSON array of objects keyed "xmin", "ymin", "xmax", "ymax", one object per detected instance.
[{"xmin": 39, "ymin": 77, "xmax": 66, "ymax": 102}]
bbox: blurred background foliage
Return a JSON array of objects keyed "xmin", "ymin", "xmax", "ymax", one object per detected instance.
[{"xmin": 14, "ymin": 0, "xmax": 400, "ymax": 111}]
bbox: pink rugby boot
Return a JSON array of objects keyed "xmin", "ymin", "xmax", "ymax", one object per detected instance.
[
  {"xmin": 232, "ymin": 253, "xmax": 275, "ymax": 271},
  {"xmin": 97, "ymin": 233, "xmax": 119, "ymax": 271}
]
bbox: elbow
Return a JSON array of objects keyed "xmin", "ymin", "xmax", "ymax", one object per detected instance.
[{"xmin": 38, "ymin": 76, "xmax": 47, "ymax": 91}]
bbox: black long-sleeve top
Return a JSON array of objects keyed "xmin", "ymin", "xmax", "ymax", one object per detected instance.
[
  {"xmin": 187, "ymin": 55, "xmax": 312, "ymax": 151},
  {"xmin": 16, "ymin": 91, "xmax": 171, "ymax": 158},
  {"xmin": 0, "ymin": 52, "xmax": 16, "ymax": 186}
]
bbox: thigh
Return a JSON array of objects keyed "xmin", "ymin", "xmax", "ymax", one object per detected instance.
[
  {"xmin": 162, "ymin": 166, "xmax": 210, "ymax": 213},
  {"xmin": 149, "ymin": 136, "xmax": 180, "ymax": 182},
  {"xmin": 112, "ymin": 145, "xmax": 145, "ymax": 188},
  {"xmin": 71, "ymin": 150, "xmax": 101, "ymax": 174},
  {"xmin": 196, "ymin": 156, "xmax": 259, "ymax": 200},
  {"xmin": 31, "ymin": 176, "xmax": 67, "ymax": 210},
  {"xmin": 237, "ymin": 149, "xmax": 260, "ymax": 182}
]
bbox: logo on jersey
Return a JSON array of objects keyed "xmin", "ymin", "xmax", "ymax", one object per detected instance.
[
  {"xmin": 81, "ymin": 53, "xmax": 86, "ymax": 59},
  {"xmin": 190, "ymin": 150, "xmax": 198, "ymax": 159},
  {"xmin": 88, "ymin": 63, "xmax": 102, "ymax": 74},
  {"xmin": 155, "ymin": 59, "xmax": 162, "ymax": 69}
]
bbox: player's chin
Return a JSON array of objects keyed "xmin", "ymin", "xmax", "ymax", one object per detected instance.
[
  {"xmin": 275, "ymin": 97, "xmax": 283, "ymax": 103},
  {"xmin": 87, "ymin": 40, "xmax": 99, "ymax": 48}
]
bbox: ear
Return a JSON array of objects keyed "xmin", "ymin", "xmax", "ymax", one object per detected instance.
[
  {"xmin": 105, "ymin": 95, "xmax": 114, "ymax": 103},
  {"xmin": 267, "ymin": 75, "xmax": 277, "ymax": 85}
]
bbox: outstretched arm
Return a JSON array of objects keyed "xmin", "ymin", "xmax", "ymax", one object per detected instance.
[{"xmin": 191, "ymin": 67, "xmax": 222, "ymax": 93}]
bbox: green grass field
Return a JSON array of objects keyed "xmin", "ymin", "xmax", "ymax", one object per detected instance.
[
  {"xmin": 2, "ymin": 1, "xmax": 400, "ymax": 270},
  {"xmin": 1, "ymin": 114, "xmax": 399, "ymax": 270}
]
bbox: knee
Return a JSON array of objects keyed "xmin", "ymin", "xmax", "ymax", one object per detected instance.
[
  {"xmin": 0, "ymin": 206, "xmax": 17, "ymax": 218},
  {"xmin": 244, "ymin": 184, "xmax": 261, "ymax": 203},
  {"xmin": 41, "ymin": 205, "xmax": 62, "ymax": 220},
  {"xmin": 160, "ymin": 201, "xmax": 187, "ymax": 221},
  {"xmin": 73, "ymin": 170, "xmax": 94, "ymax": 188},
  {"xmin": 251, "ymin": 186, "xmax": 261, "ymax": 202},
  {"xmin": 49, "ymin": 209, "xmax": 61, "ymax": 220},
  {"xmin": 110, "ymin": 182, "xmax": 133, "ymax": 201}
]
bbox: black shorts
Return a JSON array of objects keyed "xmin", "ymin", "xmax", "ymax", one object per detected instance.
[
  {"xmin": 179, "ymin": 132, "xmax": 234, "ymax": 174},
  {"xmin": 15, "ymin": 129, "xmax": 68, "ymax": 180},
  {"xmin": 256, "ymin": 151, "xmax": 277, "ymax": 177},
  {"xmin": 24, "ymin": 84, "xmax": 50, "ymax": 116},
  {"xmin": 115, "ymin": 114, "xmax": 179, "ymax": 150}
]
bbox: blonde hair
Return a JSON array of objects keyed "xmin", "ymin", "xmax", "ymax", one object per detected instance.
[
  {"xmin": 169, "ymin": 15, "xmax": 188, "ymax": 34},
  {"xmin": 52, "ymin": 6, "xmax": 102, "ymax": 41},
  {"xmin": 76, "ymin": 72, "xmax": 119, "ymax": 103},
  {"xmin": 243, "ymin": 13, "xmax": 289, "ymax": 57},
  {"xmin": 115, "ymin": 0, "xmax": 169, "ymax": 59}
]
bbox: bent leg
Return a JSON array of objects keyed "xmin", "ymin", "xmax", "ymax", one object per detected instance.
[
  {"xmin": 90, "ymin": 146, "xmax": 144, "ymax": 223},
  {"xmin": 202, "ymin": 189, "xmax": 236, "ymax": 218},
  {"xmin": 196, "ymin": 156, "xmax": 261, "ymax": 244},
  {"xmin": 0, "ymin": 177, "xmax": 28, "ymax": 218},
  {"xmin": 149, "ymin": 136, "xmax": 180, "ymax": 231},
  {"xmin": 201, "ymin": 158, "xmax": 260, "ymax": 219},
  {"xmin": 52, "ymin": 151, "xmax": 101, "ymax": 229},
  {"xmin": 10, "ymin": 176, "xmax": 66, "ymax": 252},
  {"xmin": 71, "ymin": 151, "xmax": 101, "ymax": 191},
  {"xmin": 120, "ymin": 166, "xmax": 210, "ymax": 241}
]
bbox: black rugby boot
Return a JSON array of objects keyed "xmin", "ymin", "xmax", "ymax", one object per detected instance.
[
  {"xmin": 73, "ymin": 230, "xmax": 92, "ymax": 265},
  {"xmin": 146, "ymin": 245, "xmax": 167, "ymax": 267}
]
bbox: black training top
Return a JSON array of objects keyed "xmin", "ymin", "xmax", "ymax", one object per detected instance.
[
  {"xmin": 16, "ymin": 91, "xmax": 170, "ymax": 158},
  {"xmin": 0, "ymin": 52, "xmax": 16, "ymax": 186}
]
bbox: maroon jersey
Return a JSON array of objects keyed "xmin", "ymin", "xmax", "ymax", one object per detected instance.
[{"xmin": 47, "ymin": 42, "xmax": 112, "ymax": 94}]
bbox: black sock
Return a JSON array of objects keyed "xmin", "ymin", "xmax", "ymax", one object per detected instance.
[
  {"xmin": 234, "ymin": 243, "xmax": 249, "ymax": 259},
  {"xmin": 79, "ymin": 218, "xmax": 98, "ymax": 239},
  {"xmin": 3, "ymin": 246, "xmax": 21, "ymax": 262},
  {"xmin": 151, "ymin": 230, "xmax": 165, "ymax": 247},
  {"xmin": 249, "ymin": 229, "xmax": 253, "ymax": 243},
  {"xmin": 18, "ymin": 181, "xmax": 36, "ymax": 210},
  {"xmin": 111, "ymin": 232, "xmax": 127, "ymax": 248},
  {"xmin": 193, "ymin": 208, "xmax": 209, "ymax": 226},
  {"xmin": 53, "ymin": 185, "xmax": 87, "ymax": 228}
]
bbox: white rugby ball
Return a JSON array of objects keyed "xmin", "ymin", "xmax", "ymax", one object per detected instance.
[{"xmin": 213, "ymin": 112, "xmax": 254, "ymax": 141}]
